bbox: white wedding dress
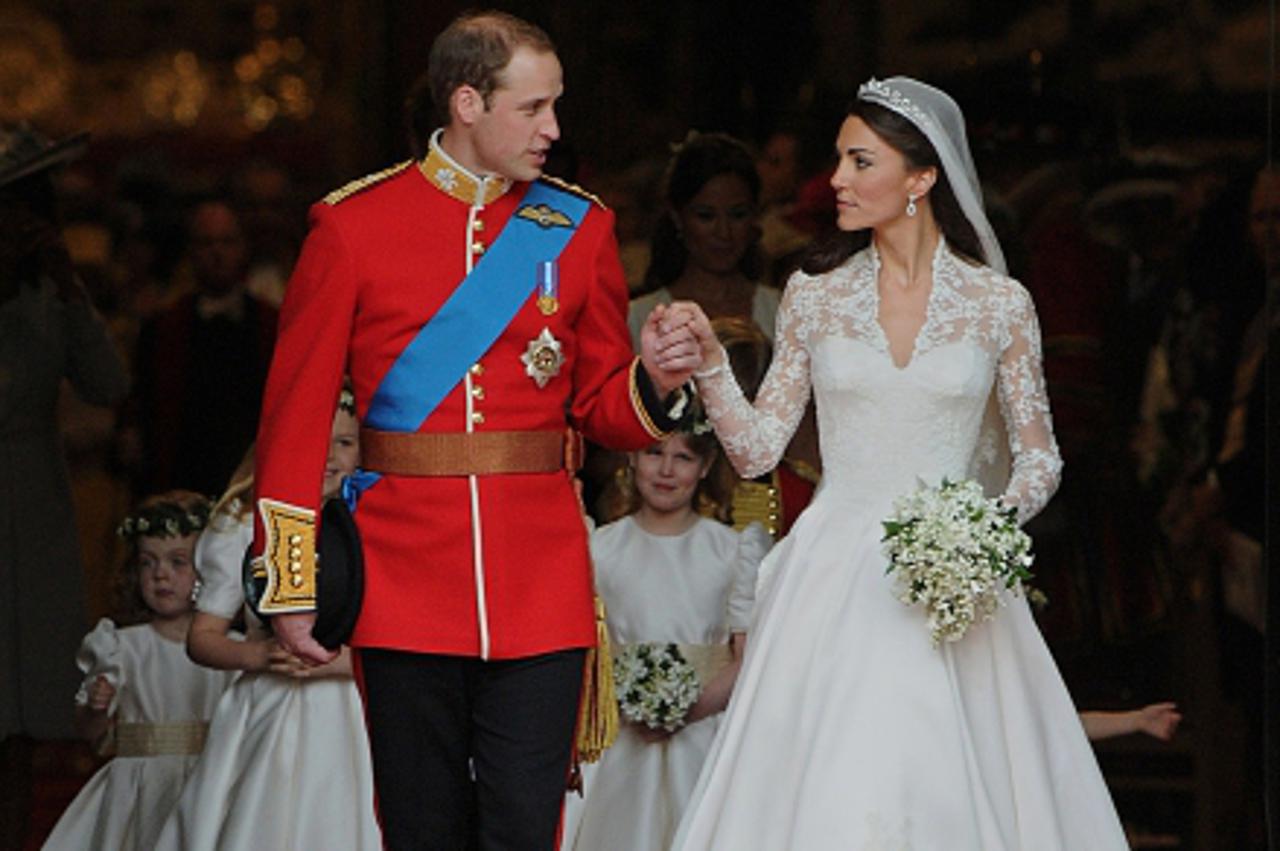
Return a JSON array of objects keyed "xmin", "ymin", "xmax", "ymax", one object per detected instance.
[{"xmin": 673, "ymin": 242, "xmax": 1129, "ymax": 850}]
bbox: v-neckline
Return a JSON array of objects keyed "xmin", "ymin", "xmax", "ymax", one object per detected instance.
[{"xmin": 870, "ymin": 241, "xmax": 942, "ymax": 371}]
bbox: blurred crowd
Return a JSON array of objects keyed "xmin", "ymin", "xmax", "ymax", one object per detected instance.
[{"xmin": 1, "ymin": 105, "xmax": 1271, "ymax": 845}]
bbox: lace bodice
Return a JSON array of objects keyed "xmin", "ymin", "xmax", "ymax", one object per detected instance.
[{"xmin": 695, "ymin": 242, "xmax": 1062, "ymax": 524}]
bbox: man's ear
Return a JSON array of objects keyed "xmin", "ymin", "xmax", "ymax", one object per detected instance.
[{"xmin": 452, "ymin": 85, "xmax": 485, "ymax": 127}]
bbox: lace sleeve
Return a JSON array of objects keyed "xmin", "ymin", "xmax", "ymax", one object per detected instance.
[
  {"xmin": 996, "ymin": 283, "xmax": 1063, "ymax": 524},
  {"xmin": 694, "ymin": 280, "xmax": 812, "ymax": 478}
]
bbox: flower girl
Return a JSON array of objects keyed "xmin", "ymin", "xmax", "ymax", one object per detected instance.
[
  {"xmin": 154, "ymin": 391, "xmax": 380, "ymax": 850},
  {"xmin": 564, "ymin": 421, "xmax": 770, "ymax": 851},
  {"xmin": 43, "ymin": 491, "xmax": 236, "ymax": 851}
]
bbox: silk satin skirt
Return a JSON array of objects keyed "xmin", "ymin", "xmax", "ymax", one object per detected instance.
[
  {"xmin": 672, "ymin": 493, "xmax": 1129, "ymax": 850},
  {"xmin": 154, "ymin": 672, "xmax": 381, "ymax": 850}
]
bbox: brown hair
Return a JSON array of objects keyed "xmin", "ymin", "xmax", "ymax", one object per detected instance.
[
  {"xmin": 115, "ymin": 490, "xmax": 211, "ymax": 624},
  {"xmin": 596, "ymin": 430, "xmax": 729, "ymax": 525},
  {"xmin": 643, "ymin": 132, "xmax": 764, "ymax": 293},
  {"xmin": 802, "ymin": 100, "xmax": 986, "ymax": 275},
  {"xmin": 420, "ymin": 11, "xmax": 556, "ymax": 129}
]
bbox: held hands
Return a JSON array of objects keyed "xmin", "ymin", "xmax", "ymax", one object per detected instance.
[
  {"xmin": 643, "ymin": 302, "xmax": 723, "ymax": 380},
  {"xmin": 270, "ymin": 611, "xmax": 338, "ymax": 667},
  {"xmin": 640, "ymin": 302, "xmax": 713, "ymax": 394},
  {"xmin": 256, "ymin": 638, "xmax": 308, "ymax": 678}
]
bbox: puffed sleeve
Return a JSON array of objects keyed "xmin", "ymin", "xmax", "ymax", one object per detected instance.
[
  {"xmin": 195, "ymin": 512, "xmax": 253, "ymax": 619},
  {"xmin": 73, "ymin": 618, "xmax": 123, "ymax": 715},
  {"xmin": 726, "ymin": 522, "xmax": 771, "ymax": 632}
]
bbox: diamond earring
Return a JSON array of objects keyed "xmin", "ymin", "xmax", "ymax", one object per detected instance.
[{"xmin": 906, "ymin": 195, "xmax": 918, "ymax": 217}]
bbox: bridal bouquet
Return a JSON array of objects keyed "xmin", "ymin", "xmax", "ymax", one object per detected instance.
[
  {"xmin": 613, "ymin": 642, "xmax": 700, "ymax": 732},
  {"xmin": 881, "ymin": 478, "xmax": 1034, "ymax": 646}
]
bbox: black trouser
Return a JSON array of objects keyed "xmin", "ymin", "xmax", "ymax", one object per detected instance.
[{"xmin": 357, "ymin": 647, "xmax": 586, "ymax": 851}]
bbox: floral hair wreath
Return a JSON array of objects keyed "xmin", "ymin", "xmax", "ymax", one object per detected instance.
[
  {"xmin": 338, "ymin": 383, "xmax": 356, "ymax": 415},
  {"xmin": 116, "ymin": 500, "xmax": 212, "ymax": 542}
]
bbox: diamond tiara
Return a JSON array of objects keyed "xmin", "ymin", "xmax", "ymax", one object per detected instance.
[{"xmin": 856, "ymin": 78, "xmax": 935, "ymax": 134}]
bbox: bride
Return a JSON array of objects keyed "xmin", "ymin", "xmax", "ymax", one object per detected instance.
[{"xmin": 652, "ymin": 77, "xmax": 1129, "ymax": 849}]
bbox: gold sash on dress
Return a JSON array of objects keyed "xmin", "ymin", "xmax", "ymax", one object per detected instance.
[
  {"xmin": 114, "ymin": 721, "xmax": 208, "ymax": 757},
  {"xmin": 675, "ymin": 643, "xmax": 733, "ymax": 686}
]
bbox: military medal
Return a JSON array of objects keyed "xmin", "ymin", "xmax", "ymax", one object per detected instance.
[
  {"xmin": 536, "ymin": 260, "xmax": 559, "ymax": 316},
  {"xmin": 521, "ymin": 327, "xmax": 564, "ymax": 388}
]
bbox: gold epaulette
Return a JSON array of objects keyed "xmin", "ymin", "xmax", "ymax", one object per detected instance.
[
  {"xmin": 322, "ymin": 160, "xmax": 414, "ymax": 206},
  {"xmin": 540, "ymin": 174, "xmax": 607, "ymax": 209}
]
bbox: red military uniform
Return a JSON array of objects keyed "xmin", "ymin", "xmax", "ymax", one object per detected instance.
[{"xmin": 252, "ymin": 134, "xmax": 674, "ymax": 660}]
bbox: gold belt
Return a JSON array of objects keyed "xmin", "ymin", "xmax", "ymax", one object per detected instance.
[
  {"xmin": 678, "ymin": 643, "xmax": 733, "ymax": 685},
  {"xmin": 360, "ymin": 428, "xmax": 582, "ymax": 476},
  {"xmin": 115, "ymin": 721, "xmax": 208, "ymax": 757}
]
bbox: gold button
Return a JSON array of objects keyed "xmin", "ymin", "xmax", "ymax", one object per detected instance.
[
  {"xmin": 471, "ymin": 411, "xmax": 485, "ymax": 425},
  {"xmin": 473, "ymin": 219, "xmax": 485, "ymax": 232},
  {"xmin": 471, "ymin": 385, "xmax": 485, "ymax": 400},
  {"xmin": 471, "ymin": 240, "xmax": 485, "ymax": 255},
  {"xmin": 290, "ymin": 575, "xmax": 304, "ymax": 588},
  {"xmin": 470, "ymin": 363, "xmax": 485, "ymax": 376},
  {"xmin": 288, "ymin": 534, "xmax": 302, "ymax": 545},
  {"xmin": 289, "ymin": 560, "xmax": 302, "ymax": 573},
  {"xmin": 289, "ymin": 547, "xmax": 302, "ymax": 560}
]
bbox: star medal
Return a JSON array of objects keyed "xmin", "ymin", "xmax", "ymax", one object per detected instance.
[
  {"xmin": 536, "ymin": 260, "xmax": 559, "ymax": 316},
  {"xmin": 521, "ymin": 327, "xmax": 564, "ymax": 388}
]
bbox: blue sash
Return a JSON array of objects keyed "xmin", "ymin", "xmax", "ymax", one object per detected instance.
[{"xmin": 345, "ymin": 179, "xmax": 589, "ymax": 508}]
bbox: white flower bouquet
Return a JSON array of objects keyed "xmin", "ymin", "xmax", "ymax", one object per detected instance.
[
  {"xmin": 881, "ymin": 478, "xmax": 1034, "ymax": 645},
  {"xmin": 613, "ymin": 642, "xmax": 700, "ymax": 732}
]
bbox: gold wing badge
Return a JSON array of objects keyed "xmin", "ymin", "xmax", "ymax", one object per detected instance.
[{"xmin": 516, "ymin": 203, "xmax": 574, "ymax": 229}]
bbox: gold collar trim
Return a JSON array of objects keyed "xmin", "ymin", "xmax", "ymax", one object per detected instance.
[{"xmin": 419, "ymin": 129, "xmax": 511, "ymax": 206}]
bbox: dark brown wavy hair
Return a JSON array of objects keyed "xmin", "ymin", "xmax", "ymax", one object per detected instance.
[
  {"xmin": 642, "ymin": 132, "xmax": 764, "ymax": 294},
  {"xmin": 802, "ymin": 101, "xmax": 986, "ymax": 275}
]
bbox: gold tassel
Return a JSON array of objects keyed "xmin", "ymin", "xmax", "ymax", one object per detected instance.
[{"xmin": 571, "ymin": 595, "xmax": 618, "ymax": 786}]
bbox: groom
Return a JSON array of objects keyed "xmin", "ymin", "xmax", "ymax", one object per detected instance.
[{"xmin": 251, "ymin": 10, "xmax": 700, "ymax": 849}]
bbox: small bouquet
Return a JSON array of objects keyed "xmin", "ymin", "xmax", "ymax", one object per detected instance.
[
  {"xmin": 613, "ymin": 642, "xmax": 700, "ymax": 732},
  {"xmin": 881, "ymin": 478, "xmax": 1034, "ymax": 646}
]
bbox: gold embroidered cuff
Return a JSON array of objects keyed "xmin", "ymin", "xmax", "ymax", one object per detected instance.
[{"xmin": 256, "ymin": 498, "xmax": 318, "ymax": 613}]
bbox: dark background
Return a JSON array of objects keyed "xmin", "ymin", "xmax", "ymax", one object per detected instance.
[{"xmin": 0, "ymin": 1, "xmax": 1272, "ymax": 848}]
